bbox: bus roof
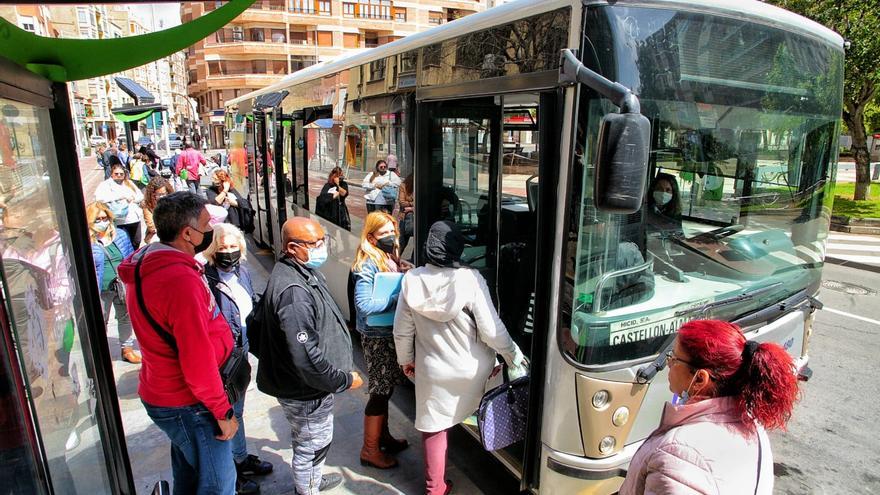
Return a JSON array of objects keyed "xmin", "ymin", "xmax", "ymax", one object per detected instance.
[{"xmin": 226, "ymin": 0, "xmax": 843, "ymax": 109}]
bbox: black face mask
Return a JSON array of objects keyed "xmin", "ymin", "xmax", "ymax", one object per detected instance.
[
  {"xmin": 189, "ymin": 227, "xmax": 214, "ymax": 254},
  {"xmin": 214, "ymin": 250, "xmax": 241, "ymax": 270},
  {"xmin": 378, "ymin": 169, "xmax": 387, "ymax": 176},
  {"xmin": 376, "ymin": 235, "xmax": 397, "ymax": 254}
]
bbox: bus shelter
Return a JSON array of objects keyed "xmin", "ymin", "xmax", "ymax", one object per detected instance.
[{"xmin": 0, "ymin": 1, "xmax": 255, "ymax": 493}]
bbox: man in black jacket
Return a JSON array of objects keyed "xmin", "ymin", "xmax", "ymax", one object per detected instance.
[{"xmin": 254, "ymin": 217, "xmax": 363, "ymax": 495}]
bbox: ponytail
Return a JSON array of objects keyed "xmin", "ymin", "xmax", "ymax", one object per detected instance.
[
  {"xmin": 677, "ymin": 320, "xmax": 800, "ymax": 431},
  {"xmin": 735, "ymin": 340, "xmax": 799, "ymax": 430}
]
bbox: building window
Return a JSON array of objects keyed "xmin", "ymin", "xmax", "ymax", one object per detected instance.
[
  {"xmin": 343, "ymin": 2, "xmax": 355, "ymax": 17},
  {"xmin": 252, "ymin": 60, "xmax": 267, "ymax": 73},
  {"xmin": 428, "ymin": 11, "xmax": 443, "ymax": 25},
  {"xmin": 20, "ymin": 16, "xmax": 36, "ymax": 33},
  {"xmin": 188, "ymin": 70, "xmax": 198, "ymax": 84},
  {"xmin": 272, "ymin": 60, "xmax": 287, "ymax": 74},
  {"xmin": 400, "ymin": 51, "xmax": 417, "ymax": 73},
  {"xmin": 250, "ymin": 28, "xmax": 265, "ymax": 42},
  {"xmin": 365, "ymin": 31, "xmax": 379, "ymax": 48},
  {"xmin": 343, "ymin": 32, "xmax": 359, "ymax": 49},
  {"xmin": 318, "ymin": 1, "xmax": 331, "ymax": 15},
  {"xmin": 393, "ymin": 7, "xmax": 406, "ymax": 22},
  {"xmin": 289, "ymin": 0, "xmax": 314, "ymax": 14},
  {"xmin": 423, "ymin": 44, "xmax": 441, "ymax": 67},
  {"xmin": 77, "ymin": 8, "xmax": 89, "ymax": 24},
  {"xmin": 232, "ymin": 26, "xmax": 244, "ymax": 41},
  {"xmin": 289, "ymin": 29, "xmax": 308, "ymax": 45},
  {"xmin": 317, "ymin": 31, "xmax": 333, "ymax": 47},
  {"xmin": 271, "ymin": 29, "xmax": 286, "ymax": 43},
  {"xmin": 369, "ymin": 58, "xmax": 386, "ymax": 81}
]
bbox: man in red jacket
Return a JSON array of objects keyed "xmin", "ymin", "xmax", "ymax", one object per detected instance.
[{"xmin": 118, "ymin": 191, "xmax": 237, "ymax": 495}]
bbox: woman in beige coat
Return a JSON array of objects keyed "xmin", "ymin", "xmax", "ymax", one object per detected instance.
[{"xmin": 394, "ymin": 221, "xmax": 524, "ymax": 495}]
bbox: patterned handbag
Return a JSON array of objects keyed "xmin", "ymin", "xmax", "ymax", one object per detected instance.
[{"xmin": 477, "ymin": 362, "xmax": 529, "ymax": 451}]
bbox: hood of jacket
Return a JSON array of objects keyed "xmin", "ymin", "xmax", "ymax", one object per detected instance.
[
  {"xmin": 118, "ymin": 243, "xmax": 203, "ymax": 285},
  {"xmin": 401, "ymin": 264, "xmax": 470, "ymax": 323}
]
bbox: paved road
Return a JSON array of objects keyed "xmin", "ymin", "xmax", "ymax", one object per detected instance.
[
  {"xmin": 770, "ymin": 262, "xmax": 880, "ymax": 494},
  {"xmin": 826, "ymin": 232, "xmax": 880, "ymax": 267}
]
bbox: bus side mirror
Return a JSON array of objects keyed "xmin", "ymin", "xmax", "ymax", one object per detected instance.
[
  {"xmin": 558, "ymin": 48, "xmax": 651, "ymax": 213},
  {"xmin": 594, "ymin": 112, "xmax": 651, "ymax": 213}
]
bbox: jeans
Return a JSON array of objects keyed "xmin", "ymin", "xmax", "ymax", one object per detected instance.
[
  {"xmin": 143, "ymin": 402, "xmax": 236, "ymax": 495},
  {"xmin": 188, "ymin": 180, "xmax": 202, "ymax": 196},
  {"xmin": 101, "ymin": 290, "xmax": 134, "ymax": 349},
  {"xmin": 231, "ymin": 391, "xmax": 248, "ymax": 463},
  {"xmin": 278, "ymin": 395, "xmax": 334, "ymax": 495}
]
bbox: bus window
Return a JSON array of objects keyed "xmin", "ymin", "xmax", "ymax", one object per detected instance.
[{"xmin": 561, "ymin": 7, "xmax": 843, "ymax": 366}]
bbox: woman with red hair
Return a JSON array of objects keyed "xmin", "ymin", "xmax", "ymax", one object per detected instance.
[{"xmin": 620, "ymin": 320, "xmax": 799, "ymax": 494}]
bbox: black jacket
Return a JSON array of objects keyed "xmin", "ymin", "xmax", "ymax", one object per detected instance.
[
  {"xmin": 255, "ymin": 256, "xmax": 353, "ymax": 400},
  {"xmin": 315, "ymin": 180, "xmax": 351, "ymax": 231}
]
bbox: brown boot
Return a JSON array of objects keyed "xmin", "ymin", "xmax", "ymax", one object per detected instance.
[
  {"xmin": 121, "ymin": 347, "xmax": 142, "ymax": 364},
  {"xmin": 360, "ymin": 415, "xmax": 398, "ymax": 469},
  {"xmin": 380, "ymin": 413, "xmax": 409, "ymax": 455}
]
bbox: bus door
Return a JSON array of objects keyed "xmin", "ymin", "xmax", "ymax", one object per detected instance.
[
  {"xmin": 271, "ymin": 109, "xmax": 293, "ymax": 256},
  {"xmin": 288, "ymin": 110, "xmax": 308, "ymax": 214},
  {"xmin": 249, "ymin": 111, "xmax": 273, "ymax": 248},
  {"xmin": 417, "ymin": 92, "xmax": 560, "ymax": 487},
  {"xmin": 417, "ymin": 97, "xmax": 501, "ymax": 291}
]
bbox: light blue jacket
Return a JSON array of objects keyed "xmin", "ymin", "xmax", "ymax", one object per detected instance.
[{"xmin": 352, "ymin": 258, "xmax": 399, "ymax": 338}]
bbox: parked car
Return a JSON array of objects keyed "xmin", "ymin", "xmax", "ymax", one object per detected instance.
[
  {"xmin": 166, "ymin": 133, "xmax": 183, "ymax": 150},
  {"xmin": 89, "ymin": 135, "xmax": 107, "ymax": 147}
]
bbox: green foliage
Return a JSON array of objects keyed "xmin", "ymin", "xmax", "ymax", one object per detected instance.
[
  {"xmin": 832, "ymin": 182, "xmax": 880, "ymax": 219},
  {"xmin": 767, "ymin": 0, "xmax": 880, "ymax": 198}
]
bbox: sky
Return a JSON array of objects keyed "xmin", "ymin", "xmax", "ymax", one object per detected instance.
[{"xmin": 129, "ymin": 3, "xmax": 181, "ymax": 29}]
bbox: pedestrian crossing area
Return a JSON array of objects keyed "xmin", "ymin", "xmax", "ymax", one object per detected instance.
[{"xmin": 825, "ymin": 232, "xmax": 880, "ymax": 267}]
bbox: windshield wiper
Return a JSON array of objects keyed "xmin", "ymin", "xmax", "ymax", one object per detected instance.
[
  {"xmin": 673, "ymin": 282, "xmax": 783, "ymax": 317},
  {"xmin": 636, "ymin": 282, "xmax": 783, "ymax": 383}
]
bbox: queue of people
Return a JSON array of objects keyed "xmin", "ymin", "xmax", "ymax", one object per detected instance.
[{"xmin": 95, "ymin": 160, "xmax": 800, "ymax": 495}]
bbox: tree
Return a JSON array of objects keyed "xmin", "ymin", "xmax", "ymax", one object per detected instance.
[{"xmin": 766, "ymin": 0, "xmax": 880, "ymax": 199}]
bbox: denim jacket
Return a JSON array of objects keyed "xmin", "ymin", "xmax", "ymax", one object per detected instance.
[{"xmin": 352, "ymin": 258, "xmax": 399, "ymax": 338}]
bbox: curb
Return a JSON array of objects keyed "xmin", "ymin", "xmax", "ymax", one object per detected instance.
[
  {"xmin": 825, "ymin": 256, "xmax": 880, "ymax": 274},
  {"xmin": 830, "ymin": 216, "xmax": 880, "ymax": 235}
]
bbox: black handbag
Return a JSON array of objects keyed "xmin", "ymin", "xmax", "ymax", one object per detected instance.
[
  {"xmin": 100, "ymin": 243, "xmax": 126, "ymax": 303},
  {"xmin": 134, "ymin": 249, "xmax": 251, "ymax": 405},
  {"xmin": 477, "ymin": 361, "xmax": 529, "ymax": 451}
]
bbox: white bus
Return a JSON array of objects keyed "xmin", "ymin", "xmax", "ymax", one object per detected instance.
[{"xmin": 225, "ymin": 0, "xmax": 843, "ymax": 492}]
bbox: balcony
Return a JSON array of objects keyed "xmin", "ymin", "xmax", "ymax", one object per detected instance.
[{"xmin": 204, "ymin": 41, "xmax": 290, "ymax": 57}]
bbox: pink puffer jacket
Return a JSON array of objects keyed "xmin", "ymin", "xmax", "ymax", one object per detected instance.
[{"xmin": 619, "ymin": 396, "xmax": 773, "ymax": 495}]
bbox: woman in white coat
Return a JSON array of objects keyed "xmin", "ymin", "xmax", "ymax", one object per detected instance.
[
  {"xmin": 394, "ymin": 220, "xmax": 524, "ymax": 495},
  {"xmin": 95, "ymin": 162, "xmax": 144, "ymax": 247}
]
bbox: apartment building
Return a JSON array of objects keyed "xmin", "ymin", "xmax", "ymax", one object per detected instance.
[
  {"xmin": 182, "ymin": 0, "xmax": 486, "ymax": 147},
  {"xmin": 0, "ymin": 5, "xmax": 195, "ymax": 156}
]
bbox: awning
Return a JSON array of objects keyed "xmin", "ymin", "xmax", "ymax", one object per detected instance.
[
  {"xmin": 254, "ymin": 91, "xmax": 289, "ymax": 110},
  {"xmin": 304, "ymin": 118, "xmax": 337, "ymax": 129},
  {"xmin": 115, "ymin": 77, "xmax": 155, "ymax": 105},
  {"xmin": 111, "ymin": 103, "xmax": 167, "ymax": 123}
]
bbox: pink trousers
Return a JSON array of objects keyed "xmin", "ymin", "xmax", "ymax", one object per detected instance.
[{"xmin": 422, "ymin": 429, "xmax": 449, "ymax": 495}]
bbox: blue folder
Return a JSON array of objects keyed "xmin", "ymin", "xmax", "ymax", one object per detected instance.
[{"xmin": 365, "ymin": 272, "xmax": 404, "ymax": 327}]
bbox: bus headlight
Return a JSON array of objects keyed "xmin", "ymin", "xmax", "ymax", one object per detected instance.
[
  {"xmin": 612, "ymin": 406, "xmax": 629, "ymax": 427},
  {"xmin": 598, "ymin": 436, "xmax": 616, "ymax": 454},
  {"xmin": 592, "ymin": 390, "xmax": 610, "ymax": 410}
]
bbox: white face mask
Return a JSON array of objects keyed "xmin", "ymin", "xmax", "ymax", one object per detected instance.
[{"xmin": 653, "ymin": 191, "xmax": 673, "ymax": 206}]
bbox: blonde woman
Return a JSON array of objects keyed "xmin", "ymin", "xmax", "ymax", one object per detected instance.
[
  {"xmin": 351, "ymin": 211, "xmax": 411, "ymax": 469},
  {"xmin": 203, "ymin": 223, "xmax": 273, "ymax": 493},
  {"xmin": 86, "ymin": 202, "xmax": 140, "ymax": 363}
]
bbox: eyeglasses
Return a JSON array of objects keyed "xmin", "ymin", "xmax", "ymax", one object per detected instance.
[
  {"xmin": 665, "ymin": 350, "xmax": 696, "ymax": 369},
  {"xmin": 292, "ymin": 235, "xmax": 329, "ymax": 249},
  {"xmin": 94, "ymin": 216, "xmax": 110, "ymax": 223}
]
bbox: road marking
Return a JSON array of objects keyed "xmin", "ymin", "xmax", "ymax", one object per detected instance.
[{"xmin": 823, "ymin": 307, "xmax": 880, "ymax": 327}]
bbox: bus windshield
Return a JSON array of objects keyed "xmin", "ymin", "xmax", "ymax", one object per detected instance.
[{"xmin": 562, "ymin": 6, "xmax": 844, "ymax": 366}]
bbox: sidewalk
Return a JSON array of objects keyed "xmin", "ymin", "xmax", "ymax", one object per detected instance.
[
  {"xmin": 106, "ymin": 243, "xmax": 514, "ymax": 495},
  {"xmin": 825, "ymin": 231, "xmax": 880, "ymax": 269}
]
